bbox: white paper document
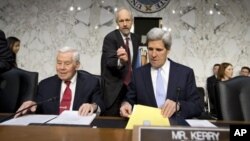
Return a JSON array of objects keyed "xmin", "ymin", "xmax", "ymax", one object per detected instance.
[
  {"xmin": 0, "ymin": 114, "xmax": 57, "ymax": 126},
  {"xmin": 186, "ymin": 119, "xmax": 217, "ymax": 128},
  {"xmin": 47, "ymin": 110, "xmax": 96, "ymax": 125}
]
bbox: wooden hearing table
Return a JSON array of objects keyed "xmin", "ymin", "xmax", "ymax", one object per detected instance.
[{"xmin": 1, "ymin": 113, "xmax": 250, "ymax": 141}]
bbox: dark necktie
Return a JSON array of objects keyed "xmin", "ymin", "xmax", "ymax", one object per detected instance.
[
  {"xmin": 59, "ymin": 81, "xmax": 72, "ymax": 114},
  {"xmin": 123, "ymin": 37, "xmax": 132, "ymax": 86}
]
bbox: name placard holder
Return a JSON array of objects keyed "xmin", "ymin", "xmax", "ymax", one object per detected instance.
[{"xmin": 132, "ymin": 126, "xmax": 229, "ymax": 141}]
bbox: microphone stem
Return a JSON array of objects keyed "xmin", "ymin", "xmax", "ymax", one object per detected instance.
[
  {"xmin": 0, "ymin": 97, "xmax": 57, "ymax": 123},
  {"xmin": 0, "ymin": 103, "xmax": 37, "ymax": 123}
]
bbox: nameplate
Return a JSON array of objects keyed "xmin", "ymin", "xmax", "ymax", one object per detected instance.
[{"xmin": 133, "ymin": 126, "xmax": 229, "ymax": 141}]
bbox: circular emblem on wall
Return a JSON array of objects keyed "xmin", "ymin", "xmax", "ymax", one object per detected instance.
[{"xmin": 127, "ymin": 0, "xmax": 170, "ymax": 13}]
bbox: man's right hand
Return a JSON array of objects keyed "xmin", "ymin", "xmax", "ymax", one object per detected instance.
[
  {"xmin": 119, "ymin": 101, "xmax": 132, "ymax": 118},
  {"xmin": 117, "ymin": 47, "xmax": 128, "ymax": 65},
  {"xmin": 14, "ymin": 101, "xmax": 37, "ymax": 118}
]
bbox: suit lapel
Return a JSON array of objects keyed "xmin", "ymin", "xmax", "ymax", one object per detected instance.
[
  {"xmin": 115, "ymin": 30, "xmax": 125, "ymax": 49},
  {"xmin": 53, "ymin": 76, "xmax": 62, "ymax": 114},
  {"xmin": 167, "ymin": 60, "xmax": 179, "ymax": 100},
  {"xmin": 131, "ymin": 33, "xmax": 139, "ymax": 68},
  {"xmin": 143, "ymin": 64, "xmax": 158, "ymax": 106},
  {"xmin": 73, "ymin": 73, "xmax": 83, "ymax": 110}
]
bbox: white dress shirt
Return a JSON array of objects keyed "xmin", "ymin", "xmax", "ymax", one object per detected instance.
[
  {"xmin": 59, "ymin": 72, "xmax": 77, "ymax": 110},
  {"xmin": 151, "ymin": 59, "xmax": 170, "ymax": 100}
]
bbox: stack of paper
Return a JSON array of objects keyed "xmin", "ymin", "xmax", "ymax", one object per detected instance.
[
  {"xmin": 126, "ymin": 104, "xmax": 170, "ymax": 129},
  {"xmin": 48, "ymin": 110, "xmax": 96, "ymax": 125},
  {"xmin": 186, "ymin": 119, "xmax": 217, "ymax": 128},
  {"xmin": 0, "ymin": 115, "xmax": 57, "ymax": 126}
]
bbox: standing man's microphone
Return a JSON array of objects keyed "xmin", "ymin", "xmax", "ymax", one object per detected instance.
[
  {"xmin": 176, "ymin": 87, "xmax": 181, "ymax": 116},
  {"xmin": 0, "ymin": 96, "xmax": 58, "ymax": 122}
]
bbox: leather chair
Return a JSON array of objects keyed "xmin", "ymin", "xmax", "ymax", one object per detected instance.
[
  {"xmin": 197, "ymin": 87, "xmax": 206, "ymax": 111},
  {"xmin": 0, "ymin": 68, "xmax": 38, "ymax": 113},
  {"xmin": 196, "ymin": 87, "xmax": 216, "ymax": 119},
  {"xmin": 216, "ymin": 76, "xmax": 250, "ymax": 121},
  {"xmin": 77, "ymin": 70, "xmax": 102, "ymax": 86},
  {"xmin": 238, "ymin": 77, "xmax": 250, "ymax": 120}
]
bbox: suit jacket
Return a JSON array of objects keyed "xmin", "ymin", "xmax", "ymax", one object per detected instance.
[
  {"xmin": 101, "ymin": 29, "xmax": 140, "ymax": 108},
  {"xmin": 124, "ymin": 59, "xmax": 203, "ymax": 119},
  {"xmin": 36, "ymin": 71, "xmax": 105, "ymax": 115},
  {"xmin": 0, "ymin": 30, "xmax": 14, "ymax": 74}
]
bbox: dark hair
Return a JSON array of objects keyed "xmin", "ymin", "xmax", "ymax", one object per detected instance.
[
  {"xmin": 217, "ymin": 62, "xmax": 232, "ymax": 80},
  {"xmin": 241, "ymin": 66, "xmax": 250, "ymax": 72},
  {"xmin": 213, "ymin": 64, "xmax": 220, "ymax": 68},
  {"xmin": 7, "ymin": 36, "xmax": 20, "ymax": 67}
]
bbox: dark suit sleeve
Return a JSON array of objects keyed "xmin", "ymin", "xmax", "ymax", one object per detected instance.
[
  {"xmin": 123, "ymin": 72, "xmax": 137, "ymax": 106},
  {"xmin": 0, "ymin": 30, "xmax": 14, "ymax": 73},
  {"xmin": 102, "ymin": 35, "xmax": 120, "ymax": 69},
  {"xmin": 179, "ymin": 69, "xmax": 203, "ymax": 118},
  {"xmin": 89, "ymin": 78, "xmax": 106, "ymax": 114}
]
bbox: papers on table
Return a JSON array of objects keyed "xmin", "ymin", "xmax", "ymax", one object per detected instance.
[
  {"xmin": 0, "ymin": 115, "xmax": 57, "ymax": 126},
  {"xmin": 186, "ymin": 119, "xmax": 217, "ymax": 128},
  {"xmin": 48, "ymin": 110, "xmax": 96, "ymax": 125},
  {"xmin": 0, "ymin": 111, "xmax": 96, "ymax": 126},
  {"xmin": 126, "ymin": 104, "xmax": 170, "ymax": 129}
]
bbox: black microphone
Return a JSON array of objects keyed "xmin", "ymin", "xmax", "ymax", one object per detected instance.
[
  {"xmin": 0, "ymin": 96, "xmax": 58, "ymax": 123},
  {"xmin": 176, "ymin": 87, "xmax": 181, "ymax": 116}
]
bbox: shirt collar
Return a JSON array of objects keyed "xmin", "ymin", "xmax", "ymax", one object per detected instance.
[
  {"xmin": 119, "ymin": 31, "xmax": 131, "ymax": 40},
  {"xmin": 151, "ymin": 59, "xmax": 170, "ymax": 72},
  {"xmin": 65, "ymin": 71, "xmax": 77, "ymax": 84}
]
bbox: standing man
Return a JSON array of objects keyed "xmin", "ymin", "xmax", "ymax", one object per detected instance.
[
  {"xmin": 16, "ymin": 46, "xmax": 105, "ymax": 117},
  {"xmin": 120, "ymin": 28, "xmax": 203, "ymax": 119},
  {"xmin": 206, "ymin": 63, "xmax": 220, "ymax": 116},
  {"xmin": 101, "ymin": 7, "xmax": 141, "ymax": 116},
  {"xmin": 0, "ymin": 30, "xmax": 14, "ymax": 74}
]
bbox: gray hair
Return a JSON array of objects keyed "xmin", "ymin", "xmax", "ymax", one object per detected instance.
[
  {"xmin": 115, "ymin": 7, "xmax": 133, "ymax": 23},
  {"xmin": 146, "ymin": 27, "xmax": 172, "ymax": 50},
  {"xmin": 58, "ymin": 46, "xmax": 80, "ymax": 63}
]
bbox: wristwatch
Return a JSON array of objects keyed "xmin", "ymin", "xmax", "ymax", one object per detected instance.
[
  {"xmin": 92, "ymin": 103, "xmax": 98, "ymax": 112},
  {"xmin": 177, "ymin": 102, "xmax": 181, "ymax": 112}
]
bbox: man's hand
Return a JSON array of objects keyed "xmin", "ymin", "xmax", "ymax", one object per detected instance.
[
  {"xmin": 120, "ymin": 101, "xmax": 132, "ymax": 117},
  {"xmin": 161, "ymin": 99, "xmax": 178, "ymax": 118},
  {"xmin": 78, "ymin": 103, "xmax": 97, "ymax": 116},
  {"xmin": 117, "ymin": 47, "xmax": 128, "ymax": 65},
  {"xmin": 14, "ymin": 101, "xmax": 37, "ymax": 118}
]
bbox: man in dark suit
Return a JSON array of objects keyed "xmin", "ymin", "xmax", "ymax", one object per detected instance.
[
  {"xmin": 120, "ymin": 28, "xmax": 203, "ymax": 119},
  {"xmin": 0, "ymin": 30, "xmax": 14, "ymax": 74},
  {"xmin": 101, "ymin": 7, "xmax": 140, "ymax": 116},
  {"xmin": 206, "ymin": 63, "xmax": 220, "ymax": 116},
  {"xmin": 16, "ymin": 46, "xmax": 105, "ymax": 117}
]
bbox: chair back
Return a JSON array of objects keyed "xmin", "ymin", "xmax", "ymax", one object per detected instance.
[
  {"xmin": 217, "ymin": 76, "xmax": 250, "ymax": 121},
  {"xmin": 77, "ymin": 70, "xmax": 102, "ymax": 85},
  {"xmin": 197, "ymin": 87, "xmax": 206, "ymax": 111},
  {"xmin": 0, "ymin": 68, "xmax": 38, "ymax": 112},
  {"xmin": 238, "ymin": 77, "xmax": 250, "ymax": 120}
]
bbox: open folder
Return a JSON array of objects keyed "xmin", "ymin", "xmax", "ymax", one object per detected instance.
[
  {"xmin": 125, "ymin": 104, "xmax": 170, "ymax": 129},
  {"xmin": 1, "ymin": 111, "xmax": 96, "ymax": 126}
]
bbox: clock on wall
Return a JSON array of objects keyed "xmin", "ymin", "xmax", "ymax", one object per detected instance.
[{"xmin": 127, "ymin": 0, "xmax": 170, "ymax": 13}]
